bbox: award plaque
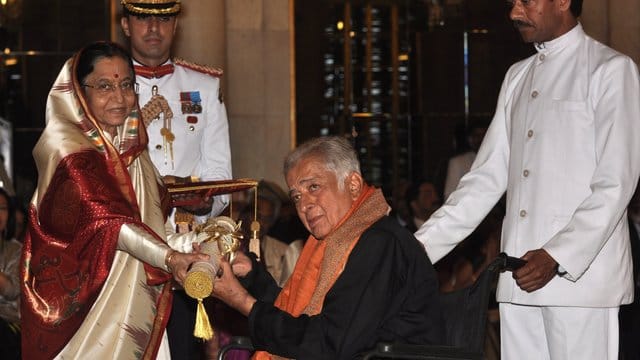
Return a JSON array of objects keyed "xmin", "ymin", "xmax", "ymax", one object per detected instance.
[{"xmin": 166, "ymin": 178, "xmax": 258, "ymax": 207}]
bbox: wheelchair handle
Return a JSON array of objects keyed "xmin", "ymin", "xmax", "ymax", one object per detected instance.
[{"xmin": 498, "ymin": 252, "xmax": 527, "ymax": 272}]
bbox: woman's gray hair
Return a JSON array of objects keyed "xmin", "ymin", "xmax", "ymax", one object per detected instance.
[{"xmin": 283, "ymin": 136, "xmax": 360, "ymax": 190}]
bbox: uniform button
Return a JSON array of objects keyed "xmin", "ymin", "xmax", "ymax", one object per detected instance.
[
  {"xmin": 527, "ymin": 129, "xmax": 534, "ymax": 138},
  {"xmin": 523, "ymin": 169, "xmax": 529, "ymax": 177},
  {"xmin": 189, "ymin": 125, "xmax": 195, "ymax": 131},
  {"xmin": 531, "ymin": 91, "xmax": 539, "ymax": 98},
  {"xmin": 155, "ymin": 144, "xmax": 162, "ymax": 150},
  {"xmin": 520, "ymin": 210, "xmax": 527, "ymax": 217},
  {"xmin": 539, "ymin": 54, "xmax": 546, "ymax": 61}
]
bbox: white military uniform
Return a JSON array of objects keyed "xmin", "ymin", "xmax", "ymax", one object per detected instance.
[
  {"xmin": 415, "ymin": 24, "xmax": 640, "ymax": 359},
  {"xmin": 135, "ymin": 59, "xmax": 232, "ymax": 218}
]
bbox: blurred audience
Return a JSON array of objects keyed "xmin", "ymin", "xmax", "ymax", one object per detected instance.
[
  {"xmin": 12, "ymin": 205, "xmax": 26, "ymax": 243},
  {"xmin": 443, "ymin": 119, "xmax": 488, "ymax": 200},
  {"xmin": 0, "ymin": 187, "xmax": 21, "ymax": 359},
  {"xmin": 404, "ymin": 180, "xmax": 441, "ymax": 232},
  {"xmin": 390, "ymin": 178, "xmax": 411, "ymax": 228},
  {"xmin": 0, "ymin": 155, "xmax": 14, "ymax": 197},
  {"xmin": 435, "ymin": 205, "xmax": 501, "ymax": 293}
]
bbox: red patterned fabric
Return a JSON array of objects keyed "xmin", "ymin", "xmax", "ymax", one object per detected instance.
[{"xmin": 21, "ymin": 151, "xmax": 171, "ymax": 359}]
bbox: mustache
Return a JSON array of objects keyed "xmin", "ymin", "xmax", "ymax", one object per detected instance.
[{"xmin": 513, "ymin": 20, "xmax": 533, "ymax": 28}]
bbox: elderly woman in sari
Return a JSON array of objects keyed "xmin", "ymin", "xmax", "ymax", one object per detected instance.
[{"xmin": 21, "ymin": 41, "xmax": 208, "ymax": 359}]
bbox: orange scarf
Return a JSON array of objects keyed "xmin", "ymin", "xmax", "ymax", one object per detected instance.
[{"xmin": 253, "ymin": 185, "xmax": 389, "ymax": 360}]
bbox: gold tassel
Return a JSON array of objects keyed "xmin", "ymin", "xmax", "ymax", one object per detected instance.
[{"xmin": 193, "ymin": 298, "xmax": 214, "ymax": 340}]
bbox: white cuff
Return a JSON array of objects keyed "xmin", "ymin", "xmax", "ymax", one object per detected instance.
[{"xmin": 118, "ymin": 223, "xmax": 171, "ymax": 271}]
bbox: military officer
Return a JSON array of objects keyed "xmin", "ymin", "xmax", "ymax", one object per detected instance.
[
  {"xmin": 121, "ymin": 1, "xmax": 232, "ymax": 359},
  {"xmin": 121, "ymin": 0, "xmax": 231, "ymax": 219}
]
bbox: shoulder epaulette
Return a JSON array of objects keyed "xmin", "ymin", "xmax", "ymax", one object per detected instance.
[{"xmin": 173, "ymin": 58, "xmax": 223, "ymax": 77}]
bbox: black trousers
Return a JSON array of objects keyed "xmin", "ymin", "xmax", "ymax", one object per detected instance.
[{"xmin": 167, "ymin": 290, "xmax": 203, "ymax": 360}]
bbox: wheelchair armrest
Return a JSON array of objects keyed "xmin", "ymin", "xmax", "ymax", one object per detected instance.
[
  {"xmin": 361, "ymin": 342, "xmax": 483, "ymax": 360},
  {"xmin": 217, "ymin": 336, "xmax": 254, "ymax": 360}
]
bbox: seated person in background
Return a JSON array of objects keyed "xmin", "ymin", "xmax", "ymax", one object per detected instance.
[
  {"xmin": 389, "ymin": 178, "xmax": 411, "ymax": 228},
  {"xmin": 0, "ymin": 188, "xmax": 21, "ymax": 359},
  {"xmin": 267, "ymin": 195, "xmax": 309, "ymax": 246},
  {"xmin": 12, "ymin": 203, "xmax": 26, "ymax": 243},
  {"xmin": 211, "ymin": 136, "xmax": 443, "ymax": 359},
  {"xmin": 436, "ymin": 205, "xmax": 502, "ymax": 293},
  {"xmin": 404, "ymin": 180, "xmax": 441, "ymax": 232},
  {"xmin": 242, "ymin": 180, "xmax": 302, "ymax": 286},
  {"xmin": 443, "ymin": 119, "xmax": 488, "ymax": 200}
]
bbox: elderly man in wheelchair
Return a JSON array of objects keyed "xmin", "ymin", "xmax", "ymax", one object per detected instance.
[{"xmin": 210, "ymin": 136, "xmax": 445, "ymax": 359}]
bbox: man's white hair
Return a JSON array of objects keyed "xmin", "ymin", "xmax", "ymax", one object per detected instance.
[{"xmin": 283, "ymin": 136, "xmax": 360, "ymax": 190}]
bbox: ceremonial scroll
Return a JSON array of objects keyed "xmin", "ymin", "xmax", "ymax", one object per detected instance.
[{"xmin": 183, "ymin": 216, "xmax": 242, "ymax": 340}]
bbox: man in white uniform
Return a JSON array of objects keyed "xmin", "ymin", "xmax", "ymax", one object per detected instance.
[
  {"xmin": 120, "ymin": 1, "xmax": 232, "ymax": 359},
  {"xmin": 415, "ymin": 0, "xmax": 640, "ymax": 358}
]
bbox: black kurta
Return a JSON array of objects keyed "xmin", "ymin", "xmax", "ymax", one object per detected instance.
[{"xmin": 243, "ymin": 216, "xmax": 444, "ymax": 359}]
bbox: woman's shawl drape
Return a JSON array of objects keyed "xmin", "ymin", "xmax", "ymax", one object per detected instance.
[{"xmin": 21, "ymin": 51, "xmax": 172, "ymax": 360}]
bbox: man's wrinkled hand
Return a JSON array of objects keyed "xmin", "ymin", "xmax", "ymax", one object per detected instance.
[
  {"xmin": 212, "ymin": 260, "xmax": 256, "ymax": 316},
  {"xmin": 230, "ymin": 251, "xmax": 253, "ymax": 277},
  {"xmin": 513, "ymin": 249, "xmax": 558, "ymax": 292}
]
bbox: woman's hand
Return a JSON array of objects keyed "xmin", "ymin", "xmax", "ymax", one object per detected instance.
[
  {"xmin": 166, "ymin": 250, "xmax": 209, "ymax": 286},
  {"xmin": 211, "ymin": 259, "xmax": 256, "ymax": 316}
]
